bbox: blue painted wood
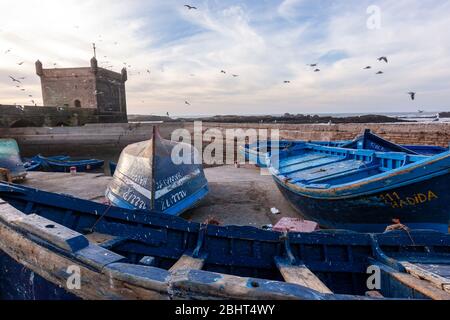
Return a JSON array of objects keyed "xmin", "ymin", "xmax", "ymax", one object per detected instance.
[
  {"xmin": 1, "ymin": 181, "xmax": 450, "ymax": 298},
  {"xmin": 35, "ymin": 155, "xmax": 104, "ymax": 172},
  {"xmin": 0, "ymin": 139, "xmax": 26, "ymax": 178},
  {"xmin": 109, "ymin": 161, "xmax": 117, "ymax": 176},
  {"xmin": 240, "ymin": 130, "xmax": 448, "ymax": 168},
  {"xmin": 266, "ymin": 132, "xmax": 450, "ymax": 233}
]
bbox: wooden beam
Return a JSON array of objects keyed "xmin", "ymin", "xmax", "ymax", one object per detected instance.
[
  {"xmin": 402, "ymin": 262, "xmax": 450, "ymax": 293},
  {"xmin": 374, "ymin": 261, "xmax": 450, "ymax": 300},
  {"xmin": 169, "ymin": 254, "xmax": 206, "ymax": 272},
  {"xmin": 274, "ymin": 257, "xmax": 332, "ymax": 294}
]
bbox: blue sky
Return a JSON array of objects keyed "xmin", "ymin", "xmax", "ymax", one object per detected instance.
[{"xmin": 1, "ymin": 0, "xmax": 449, "ymax": 115}]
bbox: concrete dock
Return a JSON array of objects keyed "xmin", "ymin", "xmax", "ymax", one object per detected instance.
[{"xmin": 15, "ymin": 164, "xmax": 300, "ymax": 227}]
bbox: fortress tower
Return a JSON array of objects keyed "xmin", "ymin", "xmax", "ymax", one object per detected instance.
[{"xmin": 35, "ymin": 58, "xmax": 128, "ymax": 116}]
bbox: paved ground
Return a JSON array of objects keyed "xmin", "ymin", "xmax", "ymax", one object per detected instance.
[{"xmin": 20, "ymin": 164, "xmax": 301, "ymax": 228}]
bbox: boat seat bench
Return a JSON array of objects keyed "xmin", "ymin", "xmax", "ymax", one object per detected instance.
[
  {"xmin": 274, "ymin": 257, "xmax": 333, "ymax": 294},
  {"xmin": 401, "ymin": 262, "xmax": 450, "ymax": 293},
  {"xmin": 169, "ymin": 253, "xmax": 207, "ymax": 272}
]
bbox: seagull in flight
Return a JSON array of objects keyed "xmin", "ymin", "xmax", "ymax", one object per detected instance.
[
  {"xmin": 220, "ymin": 70, "xmax": 226, "ymax": 74},
  {"xmin": 308, "ymin": 63, "xmax": 318, "ymax": 67},
  {"xmin": 407, "ymin": 92, "xmax": 416, "ymax": 100},
  {"xmin": 17, "ymin": 61, "xmax": 24, "ymax": 66},
  {"xmin": 184, "ymin": 4, "xmax": 197, "ymax": 10},
  {"xmin": 364, "ymin": 66, "xmax": 372, "ymax": 69},
  {"xmin": 232, "ymin": 74, "xmax": 239, "ymax": 77},
  {"xmin": 4, "ymin": 49, "xmax": 11, "ymax": 54},
  {"xmin": 378, "ymin": 56, "xmax": 388, "ymax": 63},
  {"xmin": 9, "ymin": 76, "xmax": 21, "ymax": 83},
  {"xmin": 284, "ymin": 81, "xmax": 291, "ymax": 84},
  {"xmin": 376, "ymin": 71, "xmax": 384, "ymax": 75},
  {"xmin": 314, "ymin": 69, "xmax": 321, "ymax": 72},
  {"xmin": 185, "ymin": 100, "xmax": 191, "ymax": 106}
]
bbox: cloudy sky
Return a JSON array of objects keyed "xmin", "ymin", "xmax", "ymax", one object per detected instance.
[{"xmin": 0, "ymin": 0, "xmax": 449, "ymax": 116}]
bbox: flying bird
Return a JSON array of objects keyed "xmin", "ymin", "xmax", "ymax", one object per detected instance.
[
  {"xmin": 232, "ymin": 74, "xmax": 239, "ymax": 77},
  {"xmin": 184, "ymin": 5, "xmax": 197, "ymax": 10},
  {"xmin": 17, "ymin": 61, "xmax": 24, "ymax": 66},
  {"xmin": 185, "ymin": 100, "xmax": 191, "ymax": 105},
  {"xmin": 378, "ymin": 56, "xmax": 388, "ymax": 63},
  {"xmin": 4, "ymin": 49, "xmax": 11, "ymax": 54},
  {"xmin": 308, "ymin": 63, "xmax": 318, "ymax": 67},
  {"xmin": 147, "ymin": 69, "xmax": 151, "ymax": 74},
  {"xmin": 314, "ymin": 69, "xmax": 321, "ymax": 72},
  {"xmin": 376, "ymin": 71, "xmax": 384, "ymax": 75},
  {"xmin": 284, "ymin": 81, "xmax": 291, "ymax": 84},
  {"xmin": 220, "ymin": 70, "xmax": 226, "ymax": 74},
  {"xmin": 407, "ymin": 92, "xmax": 416, "ymax": 100},
  {"xmin": 9, "ymin": 76, "xmax": 21, "ymax": 83},
  {"xmin": 166, "ymin": 112, "xmax": 170, "ymax": 117},
  {"xmin": 364, "ymin": 66, "xmax": 372, "ymax": 69}
]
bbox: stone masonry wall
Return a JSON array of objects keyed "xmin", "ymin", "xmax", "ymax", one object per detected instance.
[{"xmin": 0, "ymin": 122, "xmax": 448, "ymax": 158}]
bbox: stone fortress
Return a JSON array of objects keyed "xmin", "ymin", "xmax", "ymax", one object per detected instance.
[{"xmin": 0, "ymin": 57, "xmax": 128, "ymax": 127}]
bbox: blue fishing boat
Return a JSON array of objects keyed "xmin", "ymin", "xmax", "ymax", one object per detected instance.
[
  {"xmin": 23, "ymin": 155, "xmax": 70, "ymax": 172},
  {"xmin": 0, "ymin": 181, "xmax": 450, "ymax": 300},
  {"xmin": 0, "ymin": 139, "xmax": 27, "ymax": 181},
  {"xmin": 35, "ymin": 155, "xmax": 104, "ymax": 172},
  {"xmin": 105, "ymin": 127, "xmax": 208, "ymax": 215},
  {"xmin": 240, "ymin": 133, "xmax": 448, "ymax": 168},
  {"xmin": 268, "ymin": 131, "xmax": 450, "ymax": 233}
]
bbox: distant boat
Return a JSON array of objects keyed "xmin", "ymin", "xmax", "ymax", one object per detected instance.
[
  {"xmin": 23, "ymin": 155, "xmax": 70, "ymax": 172},
  {"xmin": 33, "ymin": 155, "xmax": 104, "ymax": 172},
  {"xmin": 0, "ymin": 139, "xmax": 26, "ymax": 181},
  {"xmin": 267, "ymin": 130, "xmax": 450, "ymax": 233},
  {"xmin": 105, "ymin": 126, "xmax": 208, "ymax": 215}
]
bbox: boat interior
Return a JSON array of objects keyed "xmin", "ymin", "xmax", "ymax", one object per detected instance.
[
  {"xmin": 1, "ymin": 180, "xmax": 450, "ymax": 299},
  {"xmin": 270, "ymin": 143, "xmax": 437, "ymax": 188}
]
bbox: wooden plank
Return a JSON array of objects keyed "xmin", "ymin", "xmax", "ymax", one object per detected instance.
[
  {"xmin": 274, "ymin": 257, "xmax": 332, "ymax": 294},
  {"xmin": 402, "ymin": 262, "xmax": 450, "ymax": 293},
  {"xmin": 169, "ymin": 254, "xmax": 206, "ymax": 272},
  {"xmin": 375, "ymin": 261, "xmax": 450, "ymax": 300},
  {"xmin": 11, "ymin": 213, "xmax": 89, "ymax": 252}
]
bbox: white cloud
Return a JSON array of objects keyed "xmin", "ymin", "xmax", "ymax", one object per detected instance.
[{"xmin": 0, "ymin": 0, "xmax": 449, "ymax": 115}]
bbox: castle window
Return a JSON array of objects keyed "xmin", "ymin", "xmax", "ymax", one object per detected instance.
[{"xmin": 74, "ymin": 99, "xmax": 81, "ymax": 108}]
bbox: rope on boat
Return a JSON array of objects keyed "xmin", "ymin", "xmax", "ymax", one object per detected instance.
[{"xmin": 87, "ymin": 203, "xmax": 113, "ymax": 233}]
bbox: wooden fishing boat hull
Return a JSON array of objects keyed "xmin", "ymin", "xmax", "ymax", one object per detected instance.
[
  {"xmin": 106, "ymin": 127, "xmax": 208, "ymax": 215},
  {"xmin": 1, "ymin": 181, "xmax": 450, "ymax": 300},
  {"xmin": 273, "ymin": 172, "xmax": 450, "ymax": 233}
]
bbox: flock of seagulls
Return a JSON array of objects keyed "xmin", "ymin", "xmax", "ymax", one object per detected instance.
[{"xmin": 3, "ymin": 4, "xmax": 423, "ymax": 110}]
